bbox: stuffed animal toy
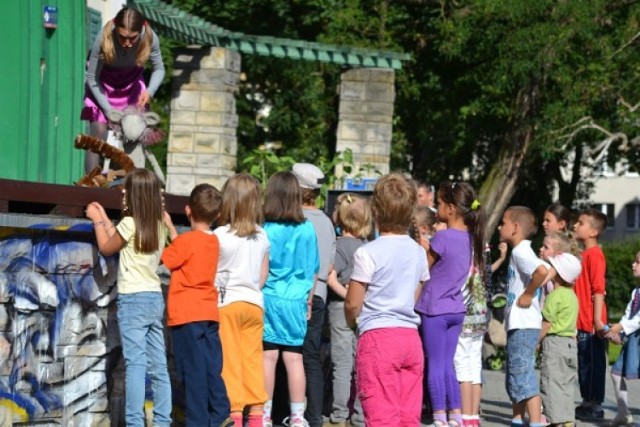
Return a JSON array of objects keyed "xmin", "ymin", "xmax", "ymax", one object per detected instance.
[
  {"xmin": 106, "ymin": 107, "xmax": 166, "ymax": 184},
  {"xmin": 74, "ymin": 135, "xmax": 134, "ymax": 188}
]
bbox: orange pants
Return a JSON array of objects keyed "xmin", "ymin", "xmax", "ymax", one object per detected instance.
[{"xmin": 219, "ymin": 301, "xmax": 268, "ymax": 412}]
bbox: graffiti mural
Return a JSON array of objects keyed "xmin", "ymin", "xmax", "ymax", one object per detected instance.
[{"xmin": 0, "ymin": 222, "xmax": 119, "ymax": 425}]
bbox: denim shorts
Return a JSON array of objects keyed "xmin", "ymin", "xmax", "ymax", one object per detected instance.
[
  {"xmin": 612, "ymin": 330, "xmax": 640, "ymax": 379},
  {"xmin": 506, "ymin": 329, "xmax": 540, "ymax": 403}
]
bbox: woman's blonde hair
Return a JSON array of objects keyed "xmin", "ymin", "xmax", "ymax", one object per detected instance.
[
  {"xmin": 336, "ymin": 193, "xmax": 371, "ymax": 239},
  {"xmin": 219, "ymin": 173, "xmax": 263, "ymax": 237},
  {"xmin": 102, "ymin": 7, "xmax": 153, "ymax": 67},
  {"xmin": 122, "ymin": 168, "xmax": 163, "ymax": 253}
]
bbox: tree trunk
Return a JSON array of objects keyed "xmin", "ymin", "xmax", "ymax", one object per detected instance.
[{"xmin": 479, "ymin": 83, "xmax": 540, "ymax": 242}]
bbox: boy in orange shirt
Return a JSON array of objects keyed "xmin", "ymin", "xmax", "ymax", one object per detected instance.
[
  {"xmin": 162, "ymin": 184, "xmax": 232, "ymax": 427},
  {"xmin": 572, "ymin": 208, "xmax": 608, "ymax": 421}
]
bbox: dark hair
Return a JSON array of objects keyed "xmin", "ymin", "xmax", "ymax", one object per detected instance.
[
  {"xmin": 545, "ymin": 203, "xmax": 572, "ymax": 231},
  {"xmin": 263, "ymin": 171, "xmax": 305, "ymax": 223},
  {"xmin": 301, "ymin": 188, "xmax": 320, "ymax": 206},
  {"xmin": 437, "ymin": 181, "xmax": 486, "ymax": 279},
  {"xmin": 581, "ymin": 208, "xmax": 608, "ymax": 236},
  {"xmin": 188, "ymin": 183, "xmax": 222, "ymax": 225},
  {"xmin": 122, "ymin": 168, "xmax": 163, "ymax": 253},
  {"xmin": 371, "ymin": 174, "xmax": 417, "ymax": 234}
]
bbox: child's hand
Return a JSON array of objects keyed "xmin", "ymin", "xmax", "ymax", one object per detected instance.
[
  {"xmin": 498, "ymin": 242, "xmax": 507, "ymax": 260},
  {"xmin": 516, "ymin": 293, "xmax": 533, "ymax": 309},
  {"xmin": 419, "ymin": 237, "xmax": 430, "ymax": 252},
  {"xmin": 85, "ymin": 202, "xmax": 105, "ymax": 223},
  {"xmin": 307, "ymin": 302, "xmax": 312, "ymax": 320},
  {"xmin": 163, "ymin": 211, "xmax": 173, "ymax": 227}
]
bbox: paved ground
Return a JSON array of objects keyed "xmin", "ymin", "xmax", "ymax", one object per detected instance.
[{"xmin": 468, "ymin": 367, "xmax": 640, "ymax": 427}]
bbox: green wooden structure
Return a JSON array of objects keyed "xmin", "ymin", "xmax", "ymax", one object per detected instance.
[
  {"xmin": 0, "ymin": 0, "xmax": 86, "ymax": 185},
  {"xmin": 130, "ymin": 0, "xmax": 410, "ymax": 69}
]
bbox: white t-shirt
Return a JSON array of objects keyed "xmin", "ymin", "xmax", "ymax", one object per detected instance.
[
  {"xmin": 505, "ymin": 240, "xmax": 547, "ymax": 330},
  {"xmin": 214, "ymin": 224, "xmax": 270, "ymax": 309},
  {"xmin": 115, "ymin": 216, "xmax": 165, "ymax": 294},
  {"xmin": 351, "ymin": 235, "xmax": 429, "ymax": 334}
]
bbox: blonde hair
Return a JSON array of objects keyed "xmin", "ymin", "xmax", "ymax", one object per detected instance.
[
  {"xmin": 545, "ymin": 231, "xmax": 571, "ymax": 253},
  {"xmin": 102, "ymin": 8, "xmax": 153, "ymax": 67},
  {"xmin": 336, "ymin": 193, "xmax": 371, "ymax": 239},
  {"xmin": 219, "ymin": 173, "xmax": 263, "ymax": 237},
  {"xmin": 505, "ymin": 206, "xmax": 538, "ymax": 238}
]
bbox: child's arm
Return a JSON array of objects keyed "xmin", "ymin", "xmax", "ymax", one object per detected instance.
[
  {"xmin": 307, "ymin": 276, "xmax": 318, "ymax": 320},
  {"xmin": 427, "ymin": 248, "xmax": 439, "ymax": 268},
  {"xmin": 516, "ymin": 264, "xmax": 549, "ymax": 308},
  {"xmin": 593, "ymin": 294, "xmax": 606, "ymax": 337},
  {"xmin": 538, "ymin": 319, "xmax": 552, "ymax": 344},
  {"xmin": 491, "ymin": 242, "xmax": 508, "ymax": 272},
  {"xmin": 259, "ymin": 252, "xmax": 269, "ymax": 289},
  {"xmin": 609, "ymin": 289, "xmax": 640, "ymax": 337},
  {"xmin": 327, "ymin": 269, "xmax": 347, "ymax": 299},
  {"xmin": 86, "ymin": 202, "xmax": 124, "ymax": 256},
  {"xmin": 345, "ymin": 279, "xmax": 366, "ymax": 329},
  {"xmin": 163, "ymin": 211, "xmax": 178, "ymax": 241}
]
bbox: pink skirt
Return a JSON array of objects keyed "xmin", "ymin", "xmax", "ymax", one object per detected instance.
[{"xmin": 81, "ymin": 65, "xmax": 145, "ymax": 123}]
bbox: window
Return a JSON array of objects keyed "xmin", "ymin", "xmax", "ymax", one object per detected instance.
[
  {"xmin": 626, "ymin": 204, "xmax": 640, "ymax": 229},
  {"xmin": 593, "ymin": 203, "xmax": 615, "ymax": 229}
]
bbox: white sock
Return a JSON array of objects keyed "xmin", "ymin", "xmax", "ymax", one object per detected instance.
[
  {"xmin": 612, "ymin": 373, "xmax": 629, "ymax": 416},
  {"xmin": 263, "ymin": 400, "xmax": 273, "ymax": 420},
  {"xmin": 290, "ymin": 401, "xmax": 305, "ymax": 420}
]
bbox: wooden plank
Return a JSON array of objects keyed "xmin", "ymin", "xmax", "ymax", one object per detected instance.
[{"xmin": 0, "ymin": 178, "xmax": 189, "ymax": 224}]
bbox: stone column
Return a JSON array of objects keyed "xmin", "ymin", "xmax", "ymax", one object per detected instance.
[
  {"xmin": 166, "ymin": 47, "xmax": 241, "ymax": 195},
  {"xmin": 335, "ymin": 68, "xmax": 395, "ymax": 188}
]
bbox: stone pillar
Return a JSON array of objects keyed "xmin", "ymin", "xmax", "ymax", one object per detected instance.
[
  {"xmin": 335, "ymin": 68, "xmax": 395, "ymax": 187},
  {"xmin": 166, "ymin": 47, "xmax": 241, "ymax": 195}
]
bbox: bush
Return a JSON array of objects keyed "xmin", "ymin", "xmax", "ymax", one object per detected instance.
[{"xmin": 602, "ymin": 238, "xmax": 640, "ymax": 321}]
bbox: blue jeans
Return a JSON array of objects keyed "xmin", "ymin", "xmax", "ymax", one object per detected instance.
[
  {"xmin": 171, "ymin": 321, "xmax": 230, "ymax": 426},
  {"xmin": 577, "ymin": 331, "xmax": 607, "ymax": 403},
  {"xmin": 506, "ymin": 329, "xmax": 539, "ymax": 403},
  {"xmin": 303, "ymin": 295, "xmax": 325, "ymax": 427},
  {"xmin": 117, "ymin": 292, "xmax": 172, "ymax": 427}
]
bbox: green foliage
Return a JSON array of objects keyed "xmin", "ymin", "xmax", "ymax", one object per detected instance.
[{"xmin": 602, "ymin": 238, "xmax": 640, "ymax": 320}]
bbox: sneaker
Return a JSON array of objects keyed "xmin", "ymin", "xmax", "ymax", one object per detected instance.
[
  {"xmin": 283, "ymin": 416, "xmax": 310, "ymax": 427},
  {"xmin": 575, "ymin": 407, "xmax": 604, "ymax": 421},
  {"xmin": 263, "ymin": 417, "xmax": 273, "ymax": 427},
  {"xmin": 426, "ymin": 421, "xmax": 448, "ymax": 427},
  {"xmin": 448, "ymin": 421, "xmax": 461, "ymax": 427},
  {"xmin": 609, "ymin": 414, "xmax": 634, "ymax": 426}
]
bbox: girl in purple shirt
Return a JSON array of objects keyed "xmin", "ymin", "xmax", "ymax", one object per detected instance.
[{"xmin": 415, "ymin": 181, "xmax": 486, "ymax": 427}]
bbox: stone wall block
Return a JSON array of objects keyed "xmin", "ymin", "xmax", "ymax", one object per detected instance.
[
  {"xmin": 196, "ymin": 112, "xmax": 222, "ymax": 127},
  {"xmin": 340, "ymin": 81, "xmax": 366, "ymax": 101},
  {"xmin": 367, "ymin": 102, "xmax": 395, "ymax": 116},
  {"xmin": 167, "ymin": 166, "xmax": 194, "ymax": 175},
  {"xmin": 197, "ymin": 154, "xmax": 220, "ymax": 168},
  {"xmin": 200, "ymin": 48, "xmax": 227, "ymax": 69},
  {"xmin": 172, "ymin": 90, "xmax": 200, "ymax": 111},
  {"xmin": 365, "ymin": 82, "xmax": 395, "ymax": 103},
  {"xmin": 168, "ymin": 132, "xmax": 194, "ymax": 153},
  {"xmin": 366, "ymin": 123, "xmax": 393, "ymax": 143},
  {"xmin": 167, "ymin": 153, "xmax": 197, "ymax": 168},
  {"xmin": 338, "ymin": 122, "xmax": 366, "ymax": 141},
  {"xmin": 339, "ymin": 100, "xmax": 366, "ymax": 114},
  {"xmin": 200, "ymin": 92, "xmax": 235, "ymax": 113},
  {"xmin": 170, "ymin": 111, "xmax": 196, "ymax": 126},
  {"xmin": 167, "ymin": 174, "xmax": 196, "ymax": 196}
]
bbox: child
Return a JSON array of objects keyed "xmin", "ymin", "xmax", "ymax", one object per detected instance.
[
  {"xmin": 498, "ymin": 206, "xmax": 549, "ymax": 427},
  {"xmin": 411, "ymin": 204, "xmax": 439, "ymax": 251},
  {"xmin": 262, "ymin": 171, "xmax": 319, "ymax": 427},
  {"xmin": 538, "ymin": 231, "xmax": 573, "ymax": 301},
  {"xmin": 538, "ymin": 253, "xmax": 581, "ymax": 427},
  {"xmin": 573, "ymin": 208, "xmax": 608, "ymax": 421},
  {"xmin": 213, "ymin": 174, "xmax": 271, "ymax": 427},
  {"xmin": 345, "ymin": 173, "xmax": 429, "ymax": 426},
  {"xmin": 541, "ymin": 203, "xmax": 571, "ymax": 235},
  {"xmin": 85, "ymin": 168, "xmax": 171, "ymax": 427},
  {"xmin": 291, "ymin": 162, "xmax": 336, "ymax": 427},
  {"xmin": 326, "ymin": 193, "xmax": 371, "ymax": 427},
  {"xmin": 604, "ymin": 251, "xmax": 640, "ymax": 427},
  {"xmin": 414, "ymin": 181, "xmax": 485, "ymax": 427},
  {"xmin": 161, "ymin": 184, "xmax": 232, "ymax": 427}
]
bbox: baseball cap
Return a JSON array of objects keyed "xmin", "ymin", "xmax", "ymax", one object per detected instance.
[
  {"xmin": 548, "ymin": 253, "xmax": 582, "ymax": 284},
  {"xmin": 292, "ymin": 163, "xmax": 325, "ymax": 189}
]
